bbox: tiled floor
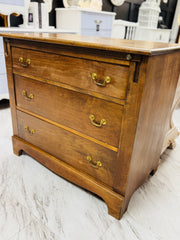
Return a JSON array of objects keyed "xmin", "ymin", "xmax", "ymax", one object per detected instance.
[{"xmin": 0, "ymin": 100, "xmax": 180, "ymax": 240}]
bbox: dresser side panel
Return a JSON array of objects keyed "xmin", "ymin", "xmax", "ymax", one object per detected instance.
[
  {"xmin": 122, "ymin": 51, "xmax": 180, "ymax": 214},
  {"xmin": 113, "ymin": 59, "xmax": 148, "ymax": 195}
]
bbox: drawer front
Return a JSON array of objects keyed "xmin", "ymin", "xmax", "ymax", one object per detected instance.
[
  {"xmin": 17, "ymin": 110, "xmax": 118, "ymax": 187},
  {"xmin": 12, "ymin": 47, "xmax": 130, "ymax": 100},
  {"xmin": 81, "ymin": 12, "xmax": 114, "ymax": 30},
  {"xmin": 15, "ymin": 75, "xmax": 123, "ymax": 148}
]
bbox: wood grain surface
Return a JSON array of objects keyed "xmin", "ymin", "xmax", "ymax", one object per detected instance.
[{"xmin": 0, "ymin": 32, "xmax": 179, "ymax": 55}]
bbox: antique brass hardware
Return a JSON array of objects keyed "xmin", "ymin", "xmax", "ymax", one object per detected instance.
[
  {"xmin": 19, "ymin": 57, "xmax": 31, "ymax": 67},
  {"xmin": 126, "ymin": 54, "xmax": 132, "ymax": 61},
  {"xmin": 22, "ymin": 90, "xmax": 34, "ymax": 100},
  {"xmin": 24, "ymin": 126, "xmax": 35, "ymax": 134},
  {"xmin": 92, "ymin": 73, "xmax": 111, "ymax": 87},
  {"xmin": 4, "ymin": 39, "xmax": 10, "ymax": 57},
  {"xmin": 87, "ymin": 156, "xmax": 102, "ymax": 169},
  {"xmin": 89, "ymin": 114, "xmax": 106, "ymax": 128}
]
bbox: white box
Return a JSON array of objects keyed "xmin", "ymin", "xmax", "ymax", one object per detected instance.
[{"xmin": 56, "ymin": 8, "xmax": 115, "ymax": 38}]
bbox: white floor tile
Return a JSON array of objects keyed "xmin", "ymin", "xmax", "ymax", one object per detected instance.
[
  {"xmin": 0, "ymin": 192, "xmax": 34, "ymax": 240},
  {"xmin": 8, "ymin": 219, "xmax": 59, "ymax": 240}
]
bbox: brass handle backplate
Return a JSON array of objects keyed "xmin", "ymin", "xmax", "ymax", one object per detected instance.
[
  {"xmin": 126, "ymin": 54, "xmax": 132, "ymax": 61},
  {"xmin": 24, "ymin": 126, "xmax": 35, "ymax": 134},
  {"xmin": 92, "ymin": 73, "xmax": 111, "ymax": 87},
  {"xmin": 89, "ymin": 114, "xmax": 106, "ymax": 128},
  {"xmin": 5, "ymin": 39, "xmax": 10, "ymax": 57},
  {"xmin": 87, "ymin": 156, "xmax": 102, "ymax": 169},
  {"xmin": 22, "ymin": 90, "xmax": 34, "ymax": 100},
  {"xmin": 19, "ymin": 57, "xmax": 31, "ymax": 68}
]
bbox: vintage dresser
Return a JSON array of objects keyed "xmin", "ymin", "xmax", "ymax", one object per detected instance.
[{"xmin": 1, "ymin": 33, "xmax": 180, "ymax": 219}]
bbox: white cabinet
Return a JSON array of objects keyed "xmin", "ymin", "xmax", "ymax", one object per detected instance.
[
  {"xmin": 112, "ymin": 20, "xmax": 171, "ymax": 43},
  {"xmin": 134, "ymin": 27, "xmax": 171, "ymax": 43},
  {"xmin": 0, "ymin": 37, "xmax": 8, "ymax": 100},
  {"xmin": 112, "ymin": 20, "xmax": 138, "ymax": 40},
  {"xmin": 56, "ymin": 8, "xmax": 115, "ymax": 38}
]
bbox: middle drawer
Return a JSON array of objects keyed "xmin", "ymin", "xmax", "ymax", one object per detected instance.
[{"xmin": 15, "ymin": 75, "xmax": 123, "ymax": 148}]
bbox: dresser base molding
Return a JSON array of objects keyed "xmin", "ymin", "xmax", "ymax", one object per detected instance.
[{"xmin": 12, "ymin": 135, "xmax": 124, "ymax": 220}]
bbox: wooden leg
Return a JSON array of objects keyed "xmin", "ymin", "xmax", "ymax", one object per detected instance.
[
  {"xmin": 107, "ymin": 205, "xmax": 123, "ymax": 220},
  {"xmin": 13, "ymin": 146, "xmax": 23, "ymax": 156},
  {"xmin": 12, "ymin": 136, "xmax": 23, "ymax": 156},
  {"xmin": 104, "ymin": 197, "xmax": 125, "ymax": 220},
  {"xmin": 168, "ymin": 139, "xmax": 176, "ymax": 150},
  {"xmin": 149, "ymin": 169, "xmax": 156, "ymax": 176},
  {"xmin": 149, "ymin": 158, "xmax": 161, "ymax": 176}
]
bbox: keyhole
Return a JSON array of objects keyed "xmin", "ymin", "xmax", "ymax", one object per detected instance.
[
  {"xmin": 96, "ymin": 24, "xmax": 100, "ymax": 32},
  {"xmin": 94, "ymin": 20, "xmax": 102, "ymax": 32}
]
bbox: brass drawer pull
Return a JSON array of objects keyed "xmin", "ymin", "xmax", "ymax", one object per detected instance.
[
  {"xmin": 92, "ymin": 73, "xmax": 111, "ymax": 87},
  {"xmin": 89, "ymin": 114, "xmax": 106, "ymax": 128},
  {"xmin": 22, "ymin": 90, "xmax": 34, "ymax": 100},
  {"xmin": 24, "ymin": 126, "xmax": 35, "ymax": 134},
  {"xmin": 87, "ymin": 156, "xmax": 102, "ymax": 169},
  {"xmin": 19, "ymin": 57, "xmax": 31, "ymax": 68}
]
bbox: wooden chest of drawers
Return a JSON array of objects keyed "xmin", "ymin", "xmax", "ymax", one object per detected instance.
[{"xmin": 1, "ymin": 33, "xmax": 180, "ymax": 219}]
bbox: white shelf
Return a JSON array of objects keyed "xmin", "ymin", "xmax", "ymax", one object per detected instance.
[{"xmin": 0, "ymin": 27, "xmax": 76, "ymax": 34}]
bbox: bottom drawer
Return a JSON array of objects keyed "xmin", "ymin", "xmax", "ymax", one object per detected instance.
[{"xmin": 17, "ymin": 110, "xmax": 118, "ymax": 187}]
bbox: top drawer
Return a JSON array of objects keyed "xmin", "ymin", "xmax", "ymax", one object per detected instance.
[{"xmin": 12, "ymin": 47, "xmax": 130, "ymax": 101}]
